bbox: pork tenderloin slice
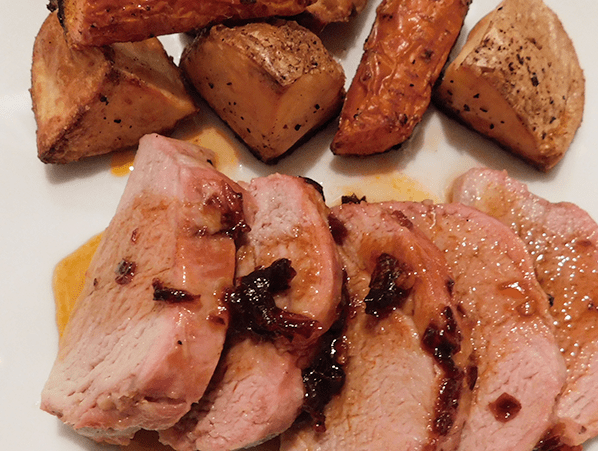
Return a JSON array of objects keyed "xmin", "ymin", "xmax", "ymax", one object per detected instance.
[
  {"xmin": 391, "ymin": 201, "xmax": 566, "ymax": 451},
  {"xmin": 41, "ymin": 134, "xmax": 243, "ymax": 444},
  {"xmin": 281, "ymin": 202, "xmax": 472, "ymax": 451},
  {"xmin": 452, "ymin": 167, "xmax": 598, "ymax": 446},
  {"xmin": 161, "ymin": 174, "xmax": 343, "ymax": 451},
  {"xmin": 282, "ymin": 310, "xmax": 436, "ymax": 451},
  {"xmin": 161, "ymin": 337, "xmax": 305, "ymax": 451},
  {"xmin": 237, "ymin": 174, "xmax": 344, "ymax": 344}
]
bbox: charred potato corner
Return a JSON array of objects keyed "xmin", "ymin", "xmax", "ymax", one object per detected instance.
[
  {"xmin": 180, "ymin": 20, "xmax": 346, "ymax": 163},
  {"xmin": 31, "ymin": 11, "xmax": 197, "ymax": 164}
]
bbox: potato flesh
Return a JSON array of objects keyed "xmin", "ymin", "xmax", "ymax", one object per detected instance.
[
  {"xmin": 60, "ymin": 0, "xmax": 315, "ymax": 47},
  {"xmin": 31, "ymin": 12, "xmax": 197, "ymax": 164},
  {"xmin": 434, "ymin": 0, "xmax": 585, "ymax": 171},
  {"xmin": 330, "ymin": 0, "xmax": 470, "ymax": 156},
  {"xmin": 182, "ymin": 22, "xmax": 345, "ymax": 163}
]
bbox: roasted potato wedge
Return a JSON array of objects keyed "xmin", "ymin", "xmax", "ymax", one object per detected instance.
[
  {"xmin": 433, "ymin": 0, "xmax": 585, "ymax": 171},
  {"xmin": 181, "ymin": 20, "xmax": 345, "ymax": 163},
  {"xmin": 58, "ymin": 0, "xmax": 315, "ymax": 48},
  {"xmin": 299, "ymin": 0, "xmax": 369, "ymax": 31},
  {"xmin": 330, "ymin": 0, "xmax": 470, "ymax": 156},
  {"xmin": 31, "ymin": 12, "xmax": 198, "ymax": 164}
]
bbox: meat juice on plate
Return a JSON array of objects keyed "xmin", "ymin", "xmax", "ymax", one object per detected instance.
[
  {"xmin": 53, "ymin": 233, "xmax": 103, "ymax": 335},
  {"xmin": 110, "ymin": 150, "xmax": 137, "ymax": 177},
  {"xmin": 109, "ymin": 134, "xmax": 241, "ymax": 179},
  {"xmin": 330, "ymin": 172, "xmax": 440, "ymax": 205}
]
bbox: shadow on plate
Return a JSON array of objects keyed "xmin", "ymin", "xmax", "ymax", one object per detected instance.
[
  {"xmin": 436, "ymin": 107, "xmax": 562, "ymax": 185},
  {"xmin": 44, "ymin": 153, "xmax": 113, "ymax": 185}
]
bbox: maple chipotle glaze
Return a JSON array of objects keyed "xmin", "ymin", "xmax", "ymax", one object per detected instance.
[
  {"xmin": 391, "ymin": 200, "xmax": 566, "ymax": 451},
  {"xmin": 109, "ymin": 129, "xmax": 243, "ymax": 179},
  {"xmin": 110, "ymin": 149, "xmax": 136, "ymax": 177},
  {"xmin": 52, "ymin": 233, "xmax": 102, "ymax": 335},
  {"xmin": 330, "ymin": 172, "xmax": 440, "ymax": 205},
  {"xmin": 280, "ymin": 202, "xmax": 473, "ymax": 451}
]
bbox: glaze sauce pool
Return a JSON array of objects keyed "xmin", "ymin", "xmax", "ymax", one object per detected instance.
[
  {"xmin": 110, "ymin": 149, "xmax": 136, "ymax": 177},
  {"xmin": 52, "ymin": 233, "xmax": 102, "ymax": 335},
  {"xmin": 330, "ymin": 172, "xmax": 440, "ymax": 205},
  {"xmin": 172, "ymin": 114, "xmax": 242, "ymax": 174},
  {"xmin": 109, "ymin": 128, "xmax": 241, "ymax": 178}
]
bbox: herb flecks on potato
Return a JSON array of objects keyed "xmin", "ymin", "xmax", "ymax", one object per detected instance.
[
  {"xmin": 31, "ymin": 12, "xmax": 198, "ymax": 164},
  {"xmin": 330, "ymin": 0, "xmax": 470, "ymax": 156},
  {"xmin": 181, "ymin": 20, "xmax": 345, "ymax": 164},
  {"xmin": 433, "ymin": 0, "xmax": 585, "ymax": 172}
]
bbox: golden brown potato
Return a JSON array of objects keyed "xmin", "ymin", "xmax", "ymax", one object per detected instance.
[
  {"xmin": 299, "ymin": 0, "xmax": 369, "ymax": 31},
  {"xmin": 181, "ymin": 20, "xmax": 345, "ymax": 163},
  {"xmin": 330, "ymin": 0, "xmax": 470, "ymax": 156},
  {"xmin": 58, "ymin": 0, "xmax": 315, "ymax": 48},
  {"xmin": 433, "ymin": 0, "xmax": 585, "ymax": 171},
  {"xmin": 31, "ymin": 12, "xmax": 198, "ymax": 164}
]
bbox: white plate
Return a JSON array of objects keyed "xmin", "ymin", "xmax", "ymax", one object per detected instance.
[{"xmin": 0, "ymin": 0, "xmax": 596, "ymax": 450}]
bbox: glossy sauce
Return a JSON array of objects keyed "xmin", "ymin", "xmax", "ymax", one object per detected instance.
[
  {"xmin": 110, "ymin": 149, "xmax": 136, "ymax": 177},
  {"xmin": 331, "ymin": 172, "xmax": 439, "ymax": 205},
  {"xmin": 172, "ymin": 115, "xmax": 242, "ymax": 174},
  {"xmin": 58, "ymin": 152, "xmax": 436, "ymax": 449},
  {"xmin": 489, "ymin": 392, "xmax": 522, "ymax": 423},
  {"xmin": 52, "ymin": 233, "xmax": 102, "ymax": 335},
  {"xmin": 184, "ymin": 125, "xmax": 240, "ymax": 172},
  {"xmin": 110, "ymin": 123, "xmax": 242, "ymax": 178}
]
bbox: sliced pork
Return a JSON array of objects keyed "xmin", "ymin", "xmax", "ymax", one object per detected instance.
[
  {"xmin": 41, "ymin": 134, "xmax": 244, "ymax": 444},
  {"xmin": 390, "ymin": 201, "xmax": 566, "ymax": 451},
  {"xmin": 281, "ymin": 202, "xmax": 472, "ymax": 451},
  {"xmin": 453, "ymin": 167, "xmax": 598, "ymax": 446},
  {"xmin": 160, "ymin": 174, "xmax": 343, "ymax": 451}
]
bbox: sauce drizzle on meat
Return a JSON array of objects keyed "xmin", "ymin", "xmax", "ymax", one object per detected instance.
[
  {"xmin": 533, "ymin": 427, "xmax": 583, "ymax": 451},
  {"xmin": 301, "ymin": 278, "xmax": 349, "ymax": 433},
  {"xmin": 227, "ymin": 258, "xmax": 318, "ymax": 342},
  {"xmin": 364, "ymin": 253, "xmax": 413, "ymax": 318},
  {"xmin": 152, "ymin": 279, "xmax": 200, "ymax": 303},
  {"xmin": 489, "ymin": 392, "xmax": 522, "ymax": 423},
  {"xmin": 115, "ymin": 259, "xmax": 136, "ymax": 285},
  {"xmin": 328, "ymin": 213, "xmax": 348, "ymax": 245},
  {"xmin": 206, "ymin": 182, "xmax": 249, "ymax": 244},
  {"xmin": 422, "ymin": 306, "xmax": 464, "ymax": 436}
]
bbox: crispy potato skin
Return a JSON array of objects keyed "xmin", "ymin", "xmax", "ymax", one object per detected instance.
[
  {"xmin": 299, "ymin": 0, "xmax": 369, "ymax": 31},
  {"xmin": 58, "ymin": 0, "xmax": 315, "ymax": 47},
  {"xmin": 31, "ymin": 12, "xmax": 198, "ymax": 164},
  {"xmin": 330, "ymin": 0, "xmax": 470, "ymax": 156},
  {"xmin": 433, "ymin": 0, "xmax": 585, "ymax": 172},
  {"xmin": 181, "ymin": 20, "xmax": 345, "ymax": 163}
]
